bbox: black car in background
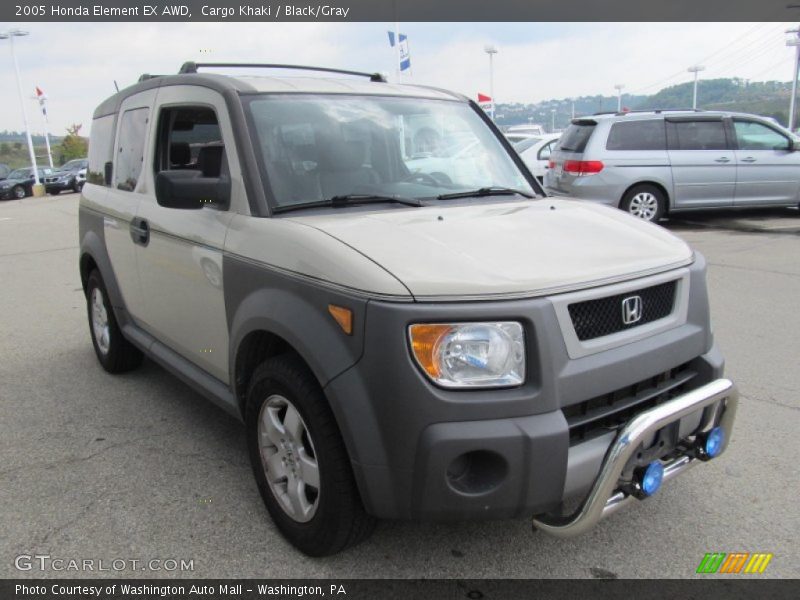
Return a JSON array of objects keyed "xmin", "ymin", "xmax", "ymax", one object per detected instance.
[
  {"xmin": 0, "ymin": 163, "xmax": 10, "ymax": 181},
  {"xmin": 0, "ymin": 167, "xmax": 53, "ymax": 200},
  {"xmin": 44, "ymin": 158, "xmax": 89, "ymax": 194}
]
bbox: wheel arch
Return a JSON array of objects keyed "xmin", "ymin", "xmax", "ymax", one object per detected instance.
[{"xmin": 78, "ymin": 226, "xmax": 127, "ymax": 315}]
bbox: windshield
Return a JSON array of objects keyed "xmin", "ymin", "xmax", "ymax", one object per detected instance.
[
  {"xmin": 8, "ymin": 169, "xmax": 29, "ymax": 179},
  {"xmin": 245, "ymin": 94, "xmax": 534, "ymax": 209},
  {"xmin": 513, "ymin": 137, "xmax": 540, "ymax": 152},
  {"xmin": 62, "ymin": 159, "xmax": 87, "ymax": 170}
]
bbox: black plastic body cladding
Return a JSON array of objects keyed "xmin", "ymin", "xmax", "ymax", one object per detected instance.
[{"xmin": 325, "ymin": 255, "xmax": 720, "ymax": 520}]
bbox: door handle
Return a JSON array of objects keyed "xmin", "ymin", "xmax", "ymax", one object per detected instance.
[
  {"xmin": 130, "ymin": 218, "xmax": 150, "ymax": 246},
  {"xmin": 740, "ymin": 157, "xmax": 757, "ymax": 163},
  {"xmin": 714, "ymin": 157, "xmax": 731, "ymax": 163}
]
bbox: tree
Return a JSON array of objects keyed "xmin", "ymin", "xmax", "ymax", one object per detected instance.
[
  {"xmin": 58, "ymin": 123, "xmax": 88, "ymax": 164},
  {"xmin": 0, "ymin": 142, "xmax": 9, "ymax": 156}
]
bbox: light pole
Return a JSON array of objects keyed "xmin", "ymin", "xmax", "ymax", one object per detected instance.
[
  {"xmin": 0, "ymin": 29, "xmax": 42, "ymax": 193},
  {"xmin": 484, "ymin": 44, "xmax": 498, "ymax": 121},
  {"xmin": 614, "ymin": 84, "xmax": 625, "ymax": 112},
  {"xmin": 550, "ymin": 108, "xmax": 556, "ymax": 132},
  {"xmin": 787, "ymin": 28, "xmax": 800, "ymax": 131},
  {"xmin": 688, "ymin": 65, "xmax": 705, "ymax": 109}
]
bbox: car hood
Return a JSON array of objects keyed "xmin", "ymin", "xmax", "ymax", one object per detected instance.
[{"xmin": 286, "ymin": 198, "xmax": 694, "ymax": 299}]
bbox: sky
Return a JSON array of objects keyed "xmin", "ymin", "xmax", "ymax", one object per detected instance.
[{"xmin": 0, "ymin": 21, "xmax": 796, "ymax": 135}]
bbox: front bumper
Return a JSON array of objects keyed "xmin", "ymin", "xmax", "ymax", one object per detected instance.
[
  {"xmin": 44, "ymin": 181, "xmax": 73, "ymax": 193},
  {"xmin": 532, "ymin": 377, "xmax": 737, "ymax": 537}
]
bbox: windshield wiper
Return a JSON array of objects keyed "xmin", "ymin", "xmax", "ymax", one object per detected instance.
[
  {"xmin": 275, "ymin": 194, "xmax": 422, "ymax": 213},
  {"xmin": 436, "ymin": 186, "xmax": 534, "ymax": 201}
]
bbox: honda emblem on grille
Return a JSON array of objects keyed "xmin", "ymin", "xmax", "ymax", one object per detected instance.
[{"xmin": 622, "ymin": 295, "xmax": 643, "ymax": 325}]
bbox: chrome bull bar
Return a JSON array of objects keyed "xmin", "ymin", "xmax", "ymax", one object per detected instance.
[{"xmin": 532, "ymin": 378, "xmax": 738, "ymax": 537}]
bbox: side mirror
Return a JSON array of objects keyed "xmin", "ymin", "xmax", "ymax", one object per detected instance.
[
  {"xmin": 155, "ymin": 170, "xmax": 230, "ymax": 210},
  {"xmin": 791, "ymin": 139, "xmax": 800, "ymax": 152}
]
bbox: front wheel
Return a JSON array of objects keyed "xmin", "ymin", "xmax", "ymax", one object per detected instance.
[
  {"xmin": 621, "ymin": 185, "xmax": 666, "ymax": 223},
  {"xmin": 12, "ymin": 185, "xmax": 26, "ymax": 200},
  {"xmin": 246, "ymin": 355, "xmax": 375, "ymax": 556}
]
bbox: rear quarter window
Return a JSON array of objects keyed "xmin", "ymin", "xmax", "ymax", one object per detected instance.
[
  {"xmin": 557, "ymin": 122, "xmax": 596, "ymax": 153},
  {"xmin": 114, "ymin": 107, "xmax": 150, "ymax": 192},
  {"xmin": 87, "ymin": 114, "xmax": 116, "ymax": 186},
  {"xmin": 606, "ymin": 120, "xmax": 666, "ymax": 150}
]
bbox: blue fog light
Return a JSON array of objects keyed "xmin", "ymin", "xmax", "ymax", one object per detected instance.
[
  {"xmin": 704, "ymin": 426, "xmax": 725, "ymax": 458},
  {"xmin": 640, "ymin": 461, "xmax": 664, "ymax": 497}
]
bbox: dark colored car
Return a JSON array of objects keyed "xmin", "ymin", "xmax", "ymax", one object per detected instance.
[
  {"xmin": 0, "ymin": 167, "xmax": 53, "ymax": 200},
  {"xmin": 0, "ymin": 163, "xmax": 11, "ymax": 181},
  {"xmin": 44, "ymin": 158, "xmax": 89, "ymax": 194}
]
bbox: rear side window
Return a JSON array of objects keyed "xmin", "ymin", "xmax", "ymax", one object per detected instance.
[
  {"xmin": 557, "ymin": 123, "xmax": 595, "ymax": 153},
  {"xmin": 114, "ymin": 107, "xmax": 150, "ymax": 191},
  {"xmin": 606, "ymin": 120, "xmax": 666, "ymax": 150},
  {"xmin": 87, "ymin": 114, "xmax": 115, "ymax": 186},
  {"xmin": 668, "ymin": 120, "xmax": 728, "ymax": 151}
]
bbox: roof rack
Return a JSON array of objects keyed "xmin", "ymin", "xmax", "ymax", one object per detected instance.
[
  {"xmin": 593, "ymin": 108, "xmax": 705, "ymax": 116},
  {"xmin": 178, "ymin": 62, "xmax": 387, "ymax": 83}
]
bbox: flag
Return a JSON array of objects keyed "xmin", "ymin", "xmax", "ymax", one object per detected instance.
[
  {"xmin": 477, "ymin": 93, "xmax": 493, "ymax": 113},
  {"xmin": 387, "ymin": 31, "xmax": 411, "ymax": 72},
  {"xmin": 35, "ymin": 86, "xmax": 47, "ymax": 117}
]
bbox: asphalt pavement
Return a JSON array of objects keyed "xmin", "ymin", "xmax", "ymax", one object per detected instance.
[{"xmin": 0, "ymin": 193, "xmax": 798, "ymax": 579}]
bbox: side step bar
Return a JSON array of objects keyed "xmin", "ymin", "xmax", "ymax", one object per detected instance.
[{"xmin": 532, "ymin": 378, "xmax": 738, "ymax": 537}]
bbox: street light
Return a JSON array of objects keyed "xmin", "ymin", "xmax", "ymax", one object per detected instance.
[
  {"xmin": 614, "ymin": 84, "xmax": 625, "ymax": 112},
  {"xmin": 787, "ymin": 28, "xmax": 800, "ymax": 131},
  {"xmin": 0, "ymin": 29, "xmax": 42, "ymax": 193},
  {"xmin": 688, "ymin": 65, "xmax": 705, "ymax": 109},
  {"xmin": 550, "ymin": 108, "xmax": 556, "ymax": 132},
  {"xmin": 484, "ymin": 44, "xmax": 498, "ymax": 121}
]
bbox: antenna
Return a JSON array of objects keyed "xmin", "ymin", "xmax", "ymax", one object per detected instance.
[{"xmin": 113, "ymin": 80, "xmax": 119, "ymax": 92}]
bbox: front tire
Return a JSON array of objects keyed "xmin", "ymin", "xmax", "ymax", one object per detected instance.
[
  {"xmin": 86, "ymin": 270, "xmax": 143, "ymax": 373},
  {"xmin": 621, "ymin": 185, "xmax": 666, "ymax": 223},
  {"xmin": 12, "ymin": 185, "xmax": 26, "ymax": 200},
  {"xmin": 246, "ymin": 355, "xmax": 375, "ymax": 556}
]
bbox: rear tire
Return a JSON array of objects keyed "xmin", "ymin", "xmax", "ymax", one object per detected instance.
[
  {"xmin": 246, "ymin": 355, "xmax": 375, "ymax": 556},
  {"xmin": 621, "ymin": 185, "xmax": 666, "ymax": 223},
  {"xmin": 86, "ymin": 270, "xmax": 143, "ymax": 373}
]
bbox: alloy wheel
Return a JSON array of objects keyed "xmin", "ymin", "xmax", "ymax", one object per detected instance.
[
  {"xmin": 258, "ymin": 394, "xmax": 320, "ymax": 522},
  {"xmin": 90, "ymin": 287, "xmax": 111, "ymax": 355},
  {"xmin": 627, "ymin": 192, "xmax": 659, "ymax": 221}
]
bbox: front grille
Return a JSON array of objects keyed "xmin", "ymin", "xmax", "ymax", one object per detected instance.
[
  {"xmin": 563, "ymin": 362, "xmax": 696, "ymax": 445},
  {"xmin": 568, "ymin": 280, "xmax": 677, "ymax": 341}
]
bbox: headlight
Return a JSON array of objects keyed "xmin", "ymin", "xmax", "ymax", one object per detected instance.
[{"xmin": 408, "ymin": 322, "xmax": 525, "ymax": 388}]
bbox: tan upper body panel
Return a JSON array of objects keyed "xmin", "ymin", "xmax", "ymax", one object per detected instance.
[{"xmin": 278, "ymin": 198, "xmax": 693, "ymax": 300}]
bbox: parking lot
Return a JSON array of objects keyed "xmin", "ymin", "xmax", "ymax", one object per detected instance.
[{"xmin": 0, "ymin": 192, "xmax": 798, "ymax": 579}]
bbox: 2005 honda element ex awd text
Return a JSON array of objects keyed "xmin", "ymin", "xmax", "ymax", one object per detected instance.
[{"xmin": 79, "ymin": 62, "xmax": 738, "ymax": 556}]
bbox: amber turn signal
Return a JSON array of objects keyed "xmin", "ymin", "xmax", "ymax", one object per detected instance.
[
  {"xmin": 328, "ymin": 304, "xmax": 353, "ymax": 335},
  {"xmin": 408, "ymin": 324, "xmax": 453, "ymax": 379}
]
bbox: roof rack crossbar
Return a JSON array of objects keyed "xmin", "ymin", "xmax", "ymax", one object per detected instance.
[{"xmin": 178, "ymin": 62, "xmax": 387, "ymax": 82}]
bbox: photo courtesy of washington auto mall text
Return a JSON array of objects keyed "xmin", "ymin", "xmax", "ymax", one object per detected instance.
[{"xmin": 0, "ymin": 0, "xmax": 798, "ymax": 598}]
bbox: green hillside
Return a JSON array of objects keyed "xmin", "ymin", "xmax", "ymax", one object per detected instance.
[{"xmin": 497, "ymin": 78, "xmax": 795, "ymax": 130}]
